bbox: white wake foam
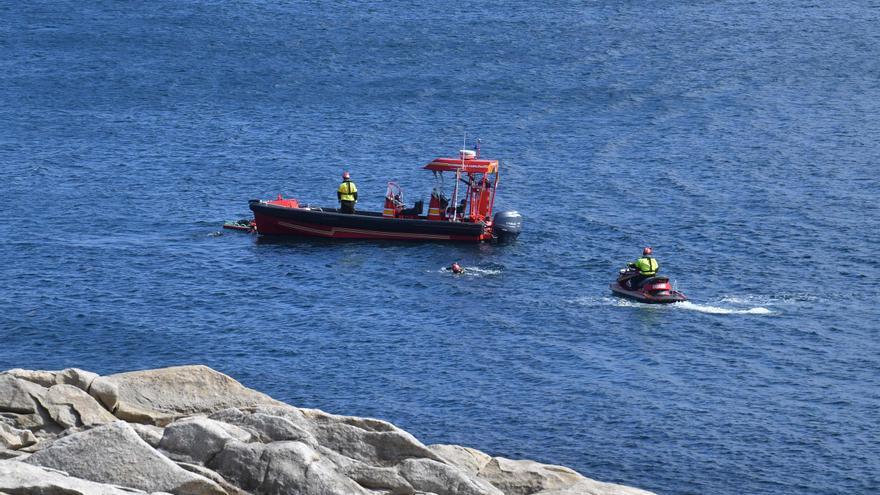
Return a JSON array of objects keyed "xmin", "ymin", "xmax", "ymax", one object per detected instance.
[
  {"xmin": 437, "ymin": 266, "xmax": 503, "ymax": 277},
  {"xmin": 720, "ymin": 293, "xmax": 817, "ymax": 305},
  {"xmin": 569, "ymin": 296, "xmax": 625, "ymax": 307},
  {"xmin": 569, "ymin": 296, "xmax": 773, "ymax": 315},
  {"xmin": 672, "ymin": 301, "xmax": 773, "ymax": 315},
  {"xmin": 464, "ymin": 267, "xmax": 503, "ymax": 276}
]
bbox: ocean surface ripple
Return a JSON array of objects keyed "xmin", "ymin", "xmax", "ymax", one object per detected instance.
[{"xmin": 1, "ymin": 2, "xmax": 879, "ymax": 494}]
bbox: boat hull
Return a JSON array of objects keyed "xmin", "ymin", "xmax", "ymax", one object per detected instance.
[
  {"xmin": 249, "ymin": 200, "xmax": 490, "ymax": 242},
  {"xmin": 609, "ymin": 283, "xmax": 688, "ymax": 304}
]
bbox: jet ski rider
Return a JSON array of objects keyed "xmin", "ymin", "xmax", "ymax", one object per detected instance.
[
  {"xmin": 337, "ymin": 171, "xmax": 358, "ymax": 214},
  {"xmin": 627, "ymin": 247, "xmax": 659, "ymax": 290}
]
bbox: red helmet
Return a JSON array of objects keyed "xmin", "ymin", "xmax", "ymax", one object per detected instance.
[
  {"xmin": 643, "ymin": 247, "xmax": 653, "ymax": 256},
  {"xmin": 450, "ymin": 262, "xmax": 463, "ymax": 274},
  {"xmin": 342, "ymin": 171, "xmax": 351, "ymax": 180}
]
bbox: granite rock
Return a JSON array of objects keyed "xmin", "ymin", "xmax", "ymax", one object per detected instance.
[{"xmin": 25, "ymin": 421, "xmax": 226, "ymax": 495}]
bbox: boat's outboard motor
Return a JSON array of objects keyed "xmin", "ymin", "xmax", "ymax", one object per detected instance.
[{"xmin": 492, "ymin": 211, "xmax": 523, "ymax": 243}]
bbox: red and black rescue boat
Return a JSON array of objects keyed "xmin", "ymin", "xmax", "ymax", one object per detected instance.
[{"xmin": 248, "ymin": 148, "xmax": 522, "ymax": 243}]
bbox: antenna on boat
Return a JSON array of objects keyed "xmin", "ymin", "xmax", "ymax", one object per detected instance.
[
  {"xmin": 461, "ymin": 130, "xmax": 467, "ymax": 167},
  {"xmin": 461, "ymin": 131, "xmax": 467, "ymax": 166}
]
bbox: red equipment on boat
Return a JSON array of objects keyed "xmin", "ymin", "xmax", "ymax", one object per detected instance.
[{"xmin": 383, "ymin": 182, "xmax": 404, "ymax": 218}]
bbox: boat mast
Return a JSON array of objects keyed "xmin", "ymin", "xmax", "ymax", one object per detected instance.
[
  {"xmin": 450, "ymin": 132, "xmax": 465, "ymax": 222},
  {"xmin": 469, "ymin": 139, "xmax": 480, "ymax": 219}
]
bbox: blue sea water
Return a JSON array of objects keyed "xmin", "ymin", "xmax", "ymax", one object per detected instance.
[{"xmin": 1, "ymin": 1, "xmax": 879, "ymax": 493}]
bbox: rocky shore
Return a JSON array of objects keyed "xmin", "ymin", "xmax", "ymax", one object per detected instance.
[{"xmin": 0, "ymin": 365, "xmax": 653, "ymax": 495}]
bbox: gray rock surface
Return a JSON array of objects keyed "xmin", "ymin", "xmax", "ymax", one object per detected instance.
[
  {"xmin": 132, "ymin": 422, "xmax": 166, "ymax": 448},
  {"xmin": 0, "ymin": 447, "xmax": 30, "ymax": 460},
  {"xmin": 89, "ymin": 375, "xmax": 120, "ymax": 411},
  {"xmin": 478, "ymin": 457, "xmax": 587, "ymax": 495},
  {"xmin": 100, "ymin": 365, "xmax": 280, "ymax": 425},
  {"xmin": 210, "ymin": 407, "xmax": 315, "ymax": 445},
  {"xmin": 429, "ymin": 447, "xmax": 657, "ymax": 495},
  {"xmin": 58, "ymin": 367, "xmax": 100, "ymax": 391},
  {"xmin": 532, "ymin": 480, "xmax": 657, "ymax": 495},
  {"xmin": 0, "ymin": 423, "xmax": 36, "ymax": 450},
  {"xmin": 176, "ymin": 461, "xmax": 251, "ymax": 495},
  {"xmin": 0, "ymin": 375, "xmax": 36, "ymax": 414},
  {"xmin": 319, "ymin": 446, "xmax": 415, "ymax": 494},
  {"xmin": 2, "ymin": 369, "xmax": 59, "ymax": 388},
  {"xmin": 160, "ymin": 416, "xmax": 250, "ymax": 463},
  {"xmin": 25, "ymin": 421, "xmax": 226, "ymax": 495},
  {"xmin": 0, "ymin": 459, "xmax": 154, "ymax": 495},
  {"xmin": 41, "ymin": 384, "xmax": 117, "ymax": 428},
  {"xmin": 1, "ymin": 365, "xmax": 656, "ymax": 495},
  {"xmin": 260, "ymin": 441, "xmax": 369, "ymax": 495},
  {"xmin": 206, "ymin": 440, "xmax": 267, "ymax": 493},
  {"xmin": 0, "ymin": 377, "xmax": 64, "ymax": 436},
  {"xmin": 209, "ymin": 439, "xmax": 370, "ymax": 495},
  {"xmin": 429, "ymin": 444, "xmax": 492, "ymax": 476},
  {"xmin": 399, "ymin": 458, "xmax": 504, "ymax": 495},
  {"xmin": 304, "ymin": 408, "xmax": 444, "ymax": 466}
]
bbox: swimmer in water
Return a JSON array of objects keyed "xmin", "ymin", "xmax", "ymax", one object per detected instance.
[{"xmin": 449, "ymin": 262, "xmax": 464, "ymax": 274}]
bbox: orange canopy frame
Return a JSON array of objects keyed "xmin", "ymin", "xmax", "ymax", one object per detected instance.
[{"xmin": 424, "ymin": 157, "xmax": 498, "ymax": 174}]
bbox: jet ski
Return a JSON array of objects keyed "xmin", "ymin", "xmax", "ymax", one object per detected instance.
[{"xmin": 610, "ymin": 267, "xmax": 687, "ymax": 304}]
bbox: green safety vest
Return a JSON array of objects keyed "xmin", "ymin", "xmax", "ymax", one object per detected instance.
[
  {"xmin": 634, "ymin": 257, "xmax": 659, "ymax": 276},
  {"xmin": 338, "ymin": 180, "xmax": 357, "ymax": 202}
]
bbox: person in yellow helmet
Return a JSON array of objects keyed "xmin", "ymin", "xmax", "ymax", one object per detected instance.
[
  {"xmin": 337, "ymin": 171, "xmax": 358, "ymax": 214},
  {"xmin": 627, "ymin": 247, "xmax": 659, "ymax": 290}
]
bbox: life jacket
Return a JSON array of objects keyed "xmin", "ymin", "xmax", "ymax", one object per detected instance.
[
  {"xmin": 635, "ymin": 257, "xmax": 659, "ymax": 276},
  {"xmin": 338, "ymin": 180, "xmax": 357, "ymax": 202}
]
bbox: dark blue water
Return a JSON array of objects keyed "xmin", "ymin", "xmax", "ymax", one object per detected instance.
[{"xmin": 2, "ymin": 1, "xmax": 879, "ymax": 494}]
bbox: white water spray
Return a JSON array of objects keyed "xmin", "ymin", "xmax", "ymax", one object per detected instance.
[
  {"xmin": 437, "ymin": 266, "xmax": 503, "ymax": 277},
  {"xmin": 672, "ymin": 301, "xmax": 772, "ymax": 315},
  {"xmin": 569, "ymin": 296, "xmax": 774, "ymax": 315}
]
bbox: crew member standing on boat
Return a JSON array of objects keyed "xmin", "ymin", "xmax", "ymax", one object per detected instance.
[
  {"xmin": 337, "ymin": 171, "xmax": 358, "ymax": 214},
  {"xmin": 627, "ymin": 247, "xmax": 659, "ymax": 289}
]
